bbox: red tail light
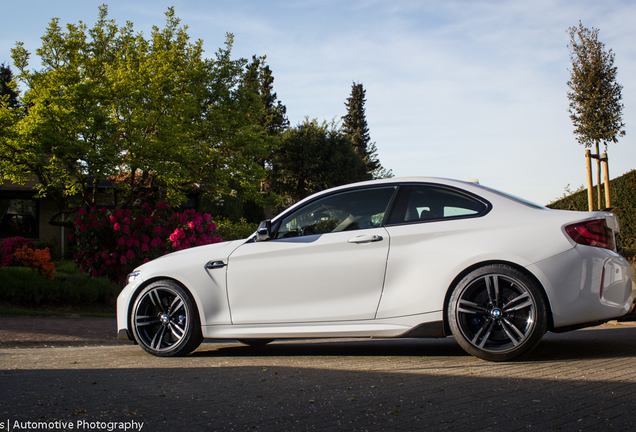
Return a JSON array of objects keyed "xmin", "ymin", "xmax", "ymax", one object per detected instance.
[{"xmin": 565, "ymin": 219, "xmax": 615, "ymax": 250}]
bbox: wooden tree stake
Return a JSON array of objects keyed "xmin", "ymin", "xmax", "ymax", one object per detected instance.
[
  {"xmin": 602, "ymin": 153, "xmax": 610, "ymax": 208},
  {"xmin": 585, "ymin": 150, "xmax": 594, "ymax": 211}
]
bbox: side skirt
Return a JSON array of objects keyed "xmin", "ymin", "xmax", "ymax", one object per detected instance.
[
  {"xmin": 398, "ymin": 321, "xmax": 447, "ymax": 338},
  {"xmin": 201, "ymin": 311, "xmax": 444, "ymax": 340}
]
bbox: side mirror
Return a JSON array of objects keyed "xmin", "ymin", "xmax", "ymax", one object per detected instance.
[{"xmin": 256, "ymin": 220, "xmax": 271, "ymax": 242}]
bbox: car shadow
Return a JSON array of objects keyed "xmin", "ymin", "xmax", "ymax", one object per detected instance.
[
  {"xmin": 190, "ymin": 324, "xmax": 636, "ymax": 362},
  {"xmin": 193, "ymin": 337, "xmax": 469, "ymax": 358}
]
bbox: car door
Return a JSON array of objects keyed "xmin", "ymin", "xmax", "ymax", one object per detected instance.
[
  {"xmin": 226, "ymin": 186, "xmax": 397, "ymax": 324},
  {"xmin": 377, "ymin": 184, "xmax": 491, "ymax": 318}
]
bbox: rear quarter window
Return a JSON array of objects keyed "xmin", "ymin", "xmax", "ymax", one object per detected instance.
[{"xmin": 387, "ymin": 185, "xmax": 489, "ymax": 225}]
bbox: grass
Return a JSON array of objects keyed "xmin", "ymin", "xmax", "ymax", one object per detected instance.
[{"xmin": 0, "ymin": 260, "xmax": 121, "ymax": 316}]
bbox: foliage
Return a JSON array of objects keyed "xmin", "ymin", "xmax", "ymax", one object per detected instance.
[
  {"xmin": 0, "ymin": 6, "xmax": 278, "ymax": 227},
  {"xmin": 271, "ymin": 118, "xmax": 371, "ymax": 205},
  {"xmin": 0, "ymin": 64, "xmax": 19, "ymax": 170},
  {"xmin": 548, "ymin": 170, "xmax": 636, "ymax": 250},
  {"xmin": 215, "ymin": 218, "xmax": 259, "ymax": 240},
  {"xmin": 0, "ymin": 236, "xmax": 35, "ymax": 267},
  {"xmin": 201, "ymin": 193, "xmax": 267, "ymax": 225},
  {"xmin": 246, "ymin": 56, "xmax": 289, "ymax": 137},
  {"xmin": 12, "ymin": 246, "xmax": 55, "ymax": 279},
  {"xmin": 622, "ymin": 249, "xmax": 636, "ymax": 272},
  {"xmin": 342, "ymin": 82, "xmax": 392, "ymax": 179},
  {"xmin": 0, "ymin": 64, "xmax": 19, "ymax": 108},
  {"xmin": 71, "ymin": 203, "xmax": 223, "ymax": 282},
  {"xmin": 0, "ymin": 260, "xmax": 118, "ymax": 306},
  {"xmin": 567, "ymin": 22, "xmax": 625, "ymax": 149},
  {"xmin": 342, "ymin": 83, "xmax": 373, "ymax": 160},
  {"xmin": 368, "ymin": 142, "xmax": 394, "ymax": 179}
]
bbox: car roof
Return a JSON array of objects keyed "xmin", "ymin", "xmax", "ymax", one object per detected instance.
[
  {"xmin": 309, "ymin": 177, "xmax": 491, "ymax": 199},
  {"xmin": 278, "ymin": 176, "xmax": 534, "ymax": 220},
  {"xmin": 323, "ymin": 176, "xmax": 479, "ymax": 190}
]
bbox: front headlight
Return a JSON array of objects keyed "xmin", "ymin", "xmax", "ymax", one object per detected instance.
[{"xmin": 127, "ymin": 271, "xmax": 142, "ymax": 285}]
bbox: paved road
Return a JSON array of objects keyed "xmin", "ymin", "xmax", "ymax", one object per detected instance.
[{"xmin": 1, "ymin": 317, "xmax": 636, "ymax": 431}]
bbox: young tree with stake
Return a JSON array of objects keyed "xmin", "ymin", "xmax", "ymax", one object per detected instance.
[{"xmin": 567, "ymin": 22, "xmax": 625, "ymax": 210}]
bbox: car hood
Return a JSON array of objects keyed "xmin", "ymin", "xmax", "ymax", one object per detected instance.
[{"xmin": 132, "ymin": 239, "xmax": 246, "ymax": 273}]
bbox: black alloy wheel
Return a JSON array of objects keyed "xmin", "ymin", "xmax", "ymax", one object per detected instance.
[
  {"xmin": 131, "ymin": 280, "xmax": 203, "ymax": 357},
  {"xmin": 448, "ymin": 265, "xmax": 548, "ymax": 361}
]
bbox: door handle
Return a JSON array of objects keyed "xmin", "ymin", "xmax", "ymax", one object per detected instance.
[
  {"xmin": 205, "ymin": 260, "xmax": 226, "ymax": 270},
  {"xmin": 348, "ymin": 235, "xmax": 383, "ymax": 244}
]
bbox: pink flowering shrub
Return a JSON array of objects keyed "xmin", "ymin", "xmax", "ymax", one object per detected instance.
[
  {"xmin": 71, "ymin": 203, "xmax": 223, "ymax": 283},
  {"xmin": 0, "ymin": 237, "xmax": 36, "ymax": 267}
]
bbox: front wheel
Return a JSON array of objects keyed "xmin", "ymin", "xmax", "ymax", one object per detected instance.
[
  {"xmin": 448, "ymin": 265, "xmax": 548, "ymax": 362},
  {"xmin": 131, "ymin": 280, "xmax": 203, "ymax": 357}
]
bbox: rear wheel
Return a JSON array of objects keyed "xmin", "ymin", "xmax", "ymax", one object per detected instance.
[
  {"xmin": 131, "ymin": 280, "xmax": 203, "ymax": 357},
  {"xmin": 448, "ymin": 265, "xmax": 547, "ymax": 361}
]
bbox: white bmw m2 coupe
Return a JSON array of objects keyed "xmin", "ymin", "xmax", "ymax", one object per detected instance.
[{"xmin": 117, "ymin": 178, "xmax": 635, "ymax": 361}]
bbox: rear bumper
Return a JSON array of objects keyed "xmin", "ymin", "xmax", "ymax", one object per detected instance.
[{"xmin": 528, "ymin": 246, "xmax": 635, "ymax": 329}]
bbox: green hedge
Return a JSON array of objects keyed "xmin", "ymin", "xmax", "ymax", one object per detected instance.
[
  {"xmin": 548, "ymin": 169, "xmax": 636, "ymax": 250},
  {"xmin": 0, "ymin": 261, "xmax": 120, "ymax": 306}
]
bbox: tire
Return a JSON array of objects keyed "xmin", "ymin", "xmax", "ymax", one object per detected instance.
[
  {"xmin": 237, "ymin": 339, "xmax": 275, "ymax": 347},
  {"xmin": 448, "ymin": 265, "xmax": 548, "ymax": 362},
  {"xmin": 131, "ymin": 280, "xmax": 203, "ymax": 357}
]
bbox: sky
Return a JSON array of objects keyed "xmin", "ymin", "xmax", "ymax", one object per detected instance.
[{"xmin": 2, "ymin": 0, "xmax": 635, "ymax": 206}]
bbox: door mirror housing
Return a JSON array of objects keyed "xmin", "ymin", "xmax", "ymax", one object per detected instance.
[{"xmin": 256, "ymin": 220, "xmax": 272, "ymax": 242}]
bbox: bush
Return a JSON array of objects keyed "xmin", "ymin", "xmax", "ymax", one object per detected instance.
[
  {"xmin": 215, "ymin": 218, "xmax": 259, "ymax": 240},
  {"xmin": 0, "ymin": 261, "xmax": 118, "ymax": 306},
  {"xmin": 12, "ymin": 246, "xmax": 56, "ymax": 279},
  {"xmin": 71, "ymin": 203, "xmax": 223, "ymax": 283},
  {"xmin": 0, "ymin": 237, "xmax": 35, "ymax": 267}
]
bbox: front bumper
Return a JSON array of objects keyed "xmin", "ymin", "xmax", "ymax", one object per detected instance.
[
  {"xmin": 117, "ymin": 328, "xmax": 133, "ymax": 341},
  {"xmin": 116, "ymin": 278, "xmax": 144, "ymax": 342}
]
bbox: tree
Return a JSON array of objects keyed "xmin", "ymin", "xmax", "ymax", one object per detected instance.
[
  {"xmin": 342, "ymin": 82, "xmax": 392, "ymax": 178},
  {"xmin": 205, "ymin": 54, "xmax": 289, "ymax": 223},
  {"xmin": 241, "ymin": 55, "xmax": 288, "ymax": 178},
  {"xmin": 567, "ymin": 22, "xmax": 625, "ymax": 208},
  {"xmin": 367, "ymin": 142, "xmax": 394, "ymax": 179},
  {"xmin": 0, "ymin": 64, "xmax": 19, "ymax": 108},
  {"xmin": 245, "ymin": 56, "xmax": 289, "ymax": 137},
  {"xmin": 0, "ymin": 6, "xmax": 275, "ymax": 227},
  {"xmin": 271, "ymin": 119, "xmax": 370, "ymax": 205},
  {"xmin": 0, "ymin": 64, "xmax": 20, "ymax": 159}
]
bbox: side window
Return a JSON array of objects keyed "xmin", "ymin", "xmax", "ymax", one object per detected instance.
[
  {"xmin": 275, "ymin": 186, "xmax": 397, "ymax": 239},
  {"xmin": 387, "ymin": 185, "xmax": 487, "ymax": 225}
]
